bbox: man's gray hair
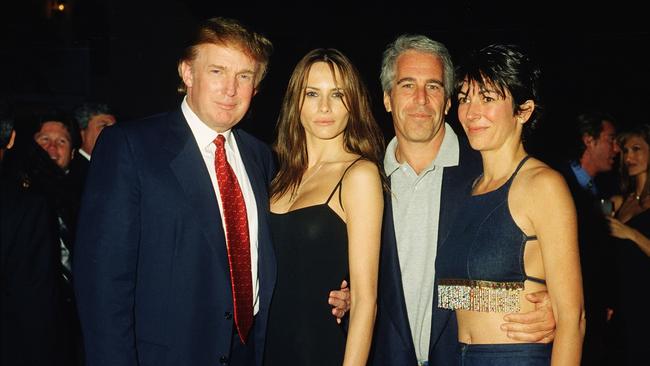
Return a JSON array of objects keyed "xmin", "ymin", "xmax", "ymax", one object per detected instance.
[{"xmin": 380, "ymin": 34, "xmax": 455, "ymax": 98}]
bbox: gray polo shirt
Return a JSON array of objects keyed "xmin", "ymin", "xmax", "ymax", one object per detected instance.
[{"xmin": 383, "ymin": 124, "xmax": 460, "ymax": 363}]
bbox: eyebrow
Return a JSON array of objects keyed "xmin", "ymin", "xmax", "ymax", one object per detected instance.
[
  {"xmin": 304, "ymin": 86, "xmax": 343, "ymax": 91},
  {"xmin": 207, "ymin": 64, "xmax": 255, "ymax": 75},
  {"xmin": 396, "ymin": 77, "xmax": 443, "ymax": 86},
  {"xmin": 458, "ymin": 85, "xmax": 496, "ymax": 95}
]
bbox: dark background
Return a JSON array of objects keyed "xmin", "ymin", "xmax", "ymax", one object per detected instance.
[{"xmin": 2, "ymin": 0, "xmax": 649, "ymax": 164}]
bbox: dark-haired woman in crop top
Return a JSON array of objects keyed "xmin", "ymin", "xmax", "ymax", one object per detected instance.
[
  {"xmin": 436, "ymin": 44, "xmax": 585, "ymax": 365},
  {"xmin": 263, "ymin": 48, "xmax": 384, "ymax": 366}
]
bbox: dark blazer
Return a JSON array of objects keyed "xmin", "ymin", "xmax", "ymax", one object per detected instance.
[
  {"xmin": 556, "ymin": 162, "xmax": 611, "ymax": 366},
  {"xmin": 73, "ymin": 109, "xmax": 276, "ymax": 366},
  {"xmin": 370, "ymin": 135, "xmax": 481, "ymax": 366},
  {"xmin": 67, "ymin": 152, "xmax": 89, "ymax": 198},
  {"xmin": 1, "ymin": 178, "xmax": 62, "ymax": 365}
]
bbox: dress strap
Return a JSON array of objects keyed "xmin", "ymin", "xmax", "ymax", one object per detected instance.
[
  {"xmin": 525, "ymin": 275, "xmax": 547, "ymax": 285},
  {"xmin": 512, "ymin": 155, "xmax": 532, "ymax": 178},
  {"xmin": 324, "ymin": 157, "xmax": 365, "ymax": 210},
  {"xmin": 503, "ymin": 155, "xmax": 532, "ymax": 191}
]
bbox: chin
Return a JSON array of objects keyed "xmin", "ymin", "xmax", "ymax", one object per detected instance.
[{"xmin": 466, "ymin": 138, "xmax": 485, "ymax": 150}]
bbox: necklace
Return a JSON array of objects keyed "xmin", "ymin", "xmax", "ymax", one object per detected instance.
[{"xmin": 289, "ymin": 163, "xmax": 324, "ymax": 202}]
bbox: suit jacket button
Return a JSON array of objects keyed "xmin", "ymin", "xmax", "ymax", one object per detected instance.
[
  {"xmin": 224, "ymin": 311, "xmax": 233, "ymax": 320},
  {"xmin": 219, "ymin": 355, "xmax": 229, "ymax": 364}
]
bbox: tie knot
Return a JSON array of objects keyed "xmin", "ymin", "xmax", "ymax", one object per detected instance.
[{"xmin": 215, "ymin": 134, "xmax": 226, "ymax": 148}]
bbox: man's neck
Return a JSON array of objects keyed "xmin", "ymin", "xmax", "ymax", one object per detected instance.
[
  {"xmin": 579, "ymin": 155, "xmax": 598, "ymax": 177},
  {"xmin": 395, "ymin": 126, "xmax": 446, "ymax": 174}
]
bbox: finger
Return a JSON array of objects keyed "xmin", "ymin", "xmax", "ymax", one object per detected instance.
[
  {"xmin": 505, "ymin": 329, "xmax": 554, "ymax": 343},
  {"xmin": 329, "ymin": 291, "xmax": 346, "ymax": 301},
  {"xmin": 524, "ymin": 291, "xmax": 550, "ymax": 304},
  {"xmin": 541, "ymin": 333, "xmax": 555, "ymax": 343},
  {"xmin": 328, "ymin": 297, "xmax": 345, "ymax": 309},
  {"xmin": 503, "ymin": 311, "xmax": 544, "ymax": 324},
  {"xmin": 500, "ymin": 320, "xmax": 547, "ymax": 334},
  {"xmin": 340, "ymin": 280, "xmax": 349, "ymax": 290},
  {"xmin": 332, "ymin": 307, "xmax": 346, "ymax": 322}
]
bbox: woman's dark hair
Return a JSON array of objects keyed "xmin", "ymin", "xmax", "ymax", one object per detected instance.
[{"xmin": 455, "ymin": 44, "xmax": 542, "ymax": 142}]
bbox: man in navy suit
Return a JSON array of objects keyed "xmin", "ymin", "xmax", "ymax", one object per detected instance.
[
  {"xmin": 369, "ymin": 34, "xmax": 557, "ymax": 366},
  {"xmin": 74, "ymin": 18, "xmax": 277, "ymax": 366}
]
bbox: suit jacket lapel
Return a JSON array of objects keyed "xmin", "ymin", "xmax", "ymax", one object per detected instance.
[
  {"xmin": 165, "ymin": 110, "xmax": 229, "ymax": 266},
  {"xmin": 380, "ymin": 181, "xmax": 417, "ymax": 352}
]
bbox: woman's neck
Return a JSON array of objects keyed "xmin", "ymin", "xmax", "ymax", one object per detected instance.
[
  {"xmin": 480, "ymin": 144, "xmax": 527, "ymax": 181},
  {"xmin": 634, "ymin": 172, "xmax": 647, "ymax": 198},
  {"xmin": 305, "ymin": 134, "xmax": 347, "ymax": 167}
]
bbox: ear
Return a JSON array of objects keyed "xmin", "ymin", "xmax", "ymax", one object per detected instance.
[
  {"xmin": 383, "ymin": 92, "xmax": 392, "ymax": 113},
  {"xmin": 179, "ymin": 60, "xmax": 194, "ymax": 89},
  {"xmin": 516, "ymin": 100, "xmax": 535, "ymax": 124},
  {"xmin": 444, "ymin": 98, "xmax": 451, "ymax": 116},
  {"xmin": 582, "ymin": 133, "xmax": 595, "ymax": 147}
]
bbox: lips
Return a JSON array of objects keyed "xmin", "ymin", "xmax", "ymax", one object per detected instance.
[
  {"xmin": 466, "ymin": 125, "xmax": 489, "ymax": 134},
  {"xmin": 215, "ymin": 101, "xmax": 237, "ymax": 110}
]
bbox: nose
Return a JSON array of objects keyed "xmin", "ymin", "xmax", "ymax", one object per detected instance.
[
  {"xmin": 462, "ymin": 100, "xmax": 481, "ymax": 122},
  {"xmin": 625, "ymin": 152, "xmax": 633, "ymax": 164},
  {"xmin": 222, "ymin": 75, "xmax": 237, "ymax": 97},
  {"xmin": 415, "ymin": 86, "xmax": 429, "ymax": 105},
  {"xmin": 41, "ymin": 141, "xmax": 56, "ymax": 153},
  {"xmin": 319, "ymin": 96, "xmax": 330, "ymax": 113}
]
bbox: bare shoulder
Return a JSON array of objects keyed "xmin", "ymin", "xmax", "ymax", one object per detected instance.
[
  {"xmin": 510, "ymin": 158, "xmax": 576, "ymax": 232},
  {"xmin": 341, "ymin": 159, "xmax": 381, "ymax": 186},
  {"xmin": 516, "ymin": 158, "xmax": 569, "ymax": 195}
]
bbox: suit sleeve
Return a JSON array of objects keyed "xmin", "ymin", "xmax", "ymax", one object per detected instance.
[{"xmin": 73, "ymin": 126, "xmax": 140, "ymax": 366}]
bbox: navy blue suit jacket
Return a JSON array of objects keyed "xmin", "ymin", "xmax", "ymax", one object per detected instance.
[
  {"xmin": 73, "ymin": 110, "xmax": 276, "ymax": 366},
  {"xmin": 370, "ymin": 135, "xmax": 481, "ymax": 366}
]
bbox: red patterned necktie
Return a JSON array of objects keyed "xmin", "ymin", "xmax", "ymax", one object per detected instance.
[{"xmin": 214, "ymin": 134, "xmax": 253, "ymax": 344}]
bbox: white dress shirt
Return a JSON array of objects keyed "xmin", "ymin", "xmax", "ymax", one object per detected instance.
[{"xmin": 181, "ymin": 98, "xmax": 259, "ymax": 314}]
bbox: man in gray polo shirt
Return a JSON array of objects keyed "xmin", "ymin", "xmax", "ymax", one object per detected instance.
[{"xmin": 369, "ymin": 34, "xmax": 557, "ymax": 366}]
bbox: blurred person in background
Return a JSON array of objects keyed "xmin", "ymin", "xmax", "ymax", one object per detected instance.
[{"xmin": 605, "ymin": 123, "xmax": 650, "ymax": 365}]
